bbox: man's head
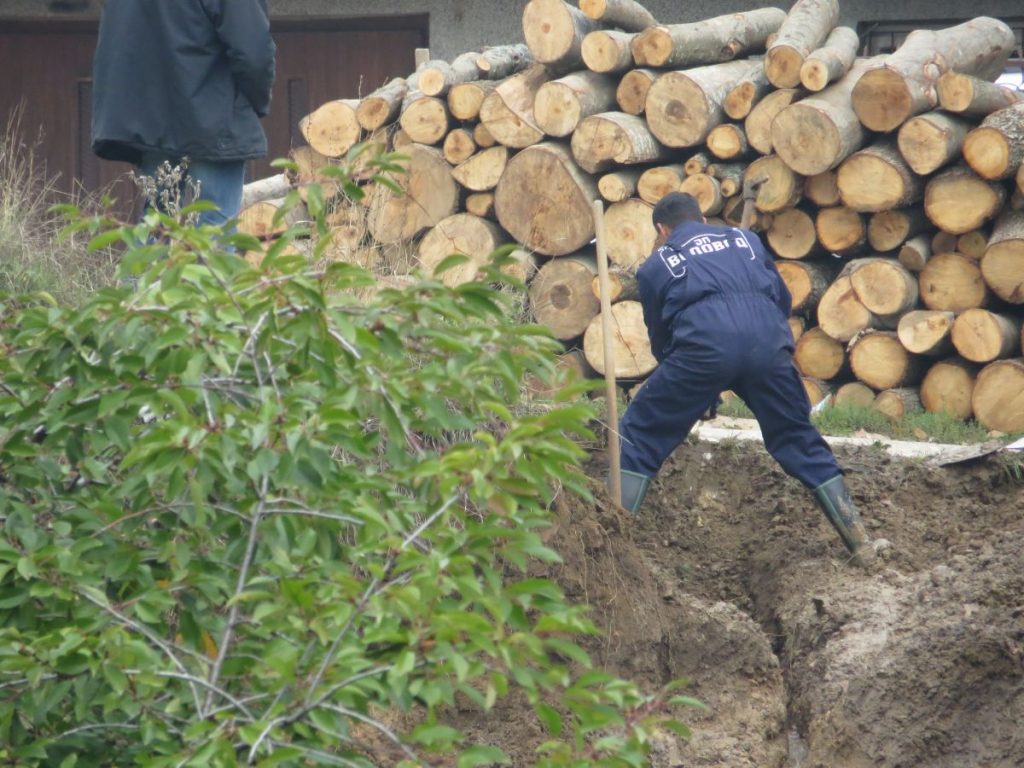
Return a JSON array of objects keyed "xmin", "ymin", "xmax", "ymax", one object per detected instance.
[{"xmin": 652, "ymin": 192, "xmax": 705, "ymax": 243}]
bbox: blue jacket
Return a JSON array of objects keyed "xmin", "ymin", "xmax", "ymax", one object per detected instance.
[{"xmin": 636, "ymin": 221, "xmax": 792, "ymax": 362}]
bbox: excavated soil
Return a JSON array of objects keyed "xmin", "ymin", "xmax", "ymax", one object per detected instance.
[{"xmin": 457, "ymin": 439, "xmax": 1024, "ymax": 767}]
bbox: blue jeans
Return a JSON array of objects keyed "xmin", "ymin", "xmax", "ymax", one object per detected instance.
[{"xmin": 138, "ymin": 153, "xmax": 246, "ymax": 227}]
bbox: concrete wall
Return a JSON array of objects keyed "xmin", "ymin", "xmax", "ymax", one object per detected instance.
[{"xmin": 4, "ymin": 0, "xmax": 1022, "ymax": 61}]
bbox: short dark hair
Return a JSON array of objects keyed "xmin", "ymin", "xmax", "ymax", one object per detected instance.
[{"xmin": 652, "ymin": 192, "xmax": 703, "ymax": 230}]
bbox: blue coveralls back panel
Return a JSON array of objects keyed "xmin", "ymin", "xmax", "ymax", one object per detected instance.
[{"xmin": 618, "ymin": 220, "xmax": 841, "ymax": 489}]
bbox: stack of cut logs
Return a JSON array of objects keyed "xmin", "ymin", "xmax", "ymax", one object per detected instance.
[{"xmin": 240, "ymin": 0, "xmax": 1024, "ymax": 434}]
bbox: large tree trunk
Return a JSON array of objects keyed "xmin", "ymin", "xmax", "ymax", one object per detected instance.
[
  {"xmin": 646, "ymin": 60, "xmax": 765, "ymax": 147},
  {"xmin": 817, "ymin": 274, "xmax": 896, "ymax": 341},
  {"xmin": 849, "ymin": 331, "xmax": 926, "ymax": 390},
  {"xmin": 794, "ymin": 326, "xmax": 847, "ymax": 379},
  {"xmin": 851, "ymin": 18, "xmax": 1017, "ymax": 133},
  {"xmin": 764, "ymin": 0, "xmax": 840, "ymax": 88},
  {"xmin": 800, "ymin": 26, "xmax": 859, "ymax": 92},
  {"xmin": 972, "ymin": 359, "xmax": 1024, "ymax": 432},
  {"xmin": 616, "ymin": 68, "xmax": 658, "ymax": 115},
  {"xmin": 523, "ymin": 0, "xmax": 601, "ymax": 68},
  {"xmin": 356, "ymin": 79, "xmax": 408, "ymax": 131},
  {"xmin": 924, "ymin": 165, "xmax": 1006, "ymax": 235},
  {"xmin": 898, "ymin": 234, "xmax": 932, "ymax": 273},
  {"xmin": 872, "ymin": 388, "xmax": 922, "ymax": 421},
  {"xmin": 443, "ymin": 128, "xmax": 477, "ymax": 165},
  {"xmin": 299, "ymin": 99, "xmax": 361, "ymax": 158},
  {"xmin": 529, "ymin": 254, "xmax": 602, "ymax": 340},
  {"xmin": 534, "ymin": 71, "xmax": 618, "ymax": 137},
  {"xmin": 598, "ymin": 168, "xmax": 646, "ymax": 202},
  {"xmin": 474, "ymin": 44, "xmax": 535, "ymax": 79},
  {"xmin": 637, "ymin": 165, "xmax": 685, "ymax": 204},
  {"xmin": 479, "ymin": 65, "xmax": 550, "ymax": 148},
  {"xmin": 679, "ymin": 173, "xmax": 725, "ymax": 215},
  {"xmin": 848, "ymin": 257, "xmax": 919, "ymax": 315},
  {"xmin": 803, "ymin": 170, "xmax": 841, "ymax": 207},
  {"xmin": 571, "ymin": 111, "xmax": 671, "ymax": 173},
  {"xmin": 867, "ymin": 205, "xmax": 930, "ymax": 253},
  {"xmin": 837, "ymin": 139, "xmax": 924, "ymax": 212},
  {"xmin": 937, "ymin": 72, "xmax": 1024, "ymax": 118},
  {"xmin": 724, "ymin": 67, "xmax": 772, "ymax": 120},
  {"xmin": 706, "ymin": 123, "xmax": 750, "ymax": 160},
  {"xmin": 962, "ymin": 102, "xmax": 1024, "ymax": 181},
  {"xmin": 418, "ymin": 214, "xmax": 508, "ymax": 287},
  {"xmin": 771, "ymin": 57, "xmax": 878, "ymax": 176},
  {"xmin": 768, "ymin": 208, "xmax": 823, "ymax": 260},
  {"xmin": 951, "ymin": 309, "xmax": 1023, "ymax": 364},
  {"xmin": 399, "ymin": 94, "xmax": 450, "ymax": 145},
  {"xmin": 816, "ymin": 206, "xmax": 867, "ymax": 255},
  {"xmin": 579, "ymin": 0, "xmax": 657, "ymax": 31},
  {"xmin": 745, "ymin": 87, "xmax": 800, "ymax": 155},
  {"xmin": 745, "ymin": 154, "xmax": 803, "ymax": 213},
  {"xmin": 920, "ymin": 357, "xmax": 977, "ymax": 419},
  {"xmin": 777, "ymin": 259, "xmax": 837, "ymax": 311},
  {"xmin": 581, "ymin": 30, "xmax": 638, "ymax": 74},
  {"xmin": 495, "ymin": 142, "xmax": 598, "ymax": 256},
  {"xmin": 604, "ymin": 198, "xmax": 657, "ymax": 269},
  {"xmin": 980, "ymin": 210, "xmax": 1024, "ymax": 304},
  {"xmin": 898, "ymin": 310, "xmax": 956, "ymax": 356},
  {"xmin": 919, "ymin": 252, "xmax": 991, "ymax": 312},
  {"xmin": 583, "ymin": 300, "xmax": 658, "ymax": 378},
  {"xmin": 451, "ymin": 145, "xmax": 510, "ymax": 192},
  {"xmin": 366, "ymin": 144, "xmax": 458, "ymax": 244},
  {"xmin": 631, "ymin": 9, "xmax": 786, "ymax": 68},
  {"xmin": 896, "ymin": 111, "xmax": 972, "ymax": 176},
  {"xmin": 448, "ymin": 80, "xmax": 498, "ymax": 120}
]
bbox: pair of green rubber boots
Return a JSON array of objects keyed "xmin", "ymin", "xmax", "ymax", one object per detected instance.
[{"xmin": 616, "ymin": 470, "xmax": 874, "ymax": 566}]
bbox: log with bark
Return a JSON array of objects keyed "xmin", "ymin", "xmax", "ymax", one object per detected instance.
[
  {"xmin": 897, "ymin": 310, "xmax": 956, "ymax": 356},
  {"xmin": 951, "ymin": 308, "xmax": 1023, "ymax": 364},
  {"xmin": 706, "ymin": 123, "xmax": 750, "ymax": 160},
  {"xmin": 920, "ymin": 357, "xmax": 977, "ymax": 419},
  {"xmin": 896, "ymin": 112, "xmax": 972, "ymax": 176},
  {"xmin": 850, "ymin": 18, "xmax": 1017, "ymax": 133},
  {"xmin": 931, "ymin": 230, "xmax": 959, "ymax": 255},
  {"xmin": 583, "ymin": 300, "xmax": 658, "ymax": 378},
  {"xmin": 678, "ymin": 173, "xmax": 725, "ymax": 216},
  {"xmin": 495, "ymin": 142, "xmax": 598, "ymax": 256},
  {"xmin": 837, "ymin": 139, "xmax": 925, "ymax": 213},
  {"xmin": 581, "ymin": 30, "xmax": 638, "ymax": 74},
  {"xmin": 816, "ymin": 206, "xmax": 867, "ymax": 256},
  {"xmin": 418, "ymin": 53, "xmax": 481, "ymax": 98},
  {"xmin": 598, "ymin": 168, "xmax": 646, "ymax": 202},
  {"xmin": 571, "ymin": 111, "xmax": 671, "ymax": 173},
  {"xmin": 299, "ymin": 99, "xmax": 361, "ymax": 158},
  {"xmin": 418, "ymin": 213, "xmax": 509, "ymax": 287},
  {"xmin": 962, "ymin": 102, "xmax": 1024, "ymax": 181},
  {"xmin": 898, "ymin": 234, "xmax": 932, "ymax": 272},
  {"xmin": 448, "ymin": 81, "xmax": 498, "ymax": 121},
  {"xmin": 616, "ymin": 68, "xmax": 657, "ymax": 115},
  {"xmin": 723, "ymin": 67, "xmax": 773, "ymax": 120},
  {"xmin": 800, "ymin": 25, "xmax": 859, "ymax": 92},
  {"xmin": 768, "ymin": 208, "xmax": 824, "ymax": 260},
  {"xmin": 399, "ymin": 93, "xmax": 450, "ymax": 145},
  {"xmin": 443, "ymin": 128, "xmax": 477, "ymax": 165},
  {"xmin": 834, "ymin": 381, "xmax": 876, "ymax": 408},
  {"xmin": 872, "ymin": 388, "xmax": 922, "ymax": 421},
  {"xmin": 848, "ymin": 257, "xmax": 919, "ymax": 316},
  {"xmin": 534, "ymin": 71, "xmax": 618, "ymax": 137},
  {"xmin": 684, "ymin": 151, "xmax": 713, "ymax": 176},
  {"xmin": 591, "ymin": 268, "xmax": 640, "ymax": 303},
  {"xmin": 474, "ymin": 43, "xmax": 536, "ymax": 79},
  {"xmin": 528, "ymin": 253, "xmax": 602, "ymax": 340},
  {"xmin": 242, "ymin": 173, "xmax": 292, "ymax": 210},
  {"xmin": 356, "ymin": 79, "xmax": 408, "ymax": 131},
  {"xmin": 867, "ymin": 206, "xmax": 930, "ymax": 253},
  {"xmin": 745, "ymin": 87, "xmax": 800, "ymax": 155},
  {"xmin": 919, "ymin": 252, "xmax": 991, "ymax": 312},
  {"xmin": 803, "ymin": 171, "xmax": 841, "ymax": 207},
  {"xmin": 802, "ymin": 376, "xmax": 833, "ymax": 406},
  {"xmin": 366, "ymin": 144, "xmax": 458, "ymax": 244},
  {"xmin": 972, "ymin": 358, "xmax": 1024, "ymax": 432},
  {"xmin": 473, "ymin": 123, "xmax": 497, "ymax": 148},
  {"xmin": 849, "ymin": 330, "xmax": 926, "ymax": 390},
  {"xmin": 451, "ymin": 146, "xmax": 509, "ymax": 192},
  {"xmin": 706, "ymin": 162, "xmax": 746, "ymax": 197},
  {"xmin": 631, "ymin": 9, "xmax": 786, "ymax": 69},
  {"xmin": 479, "ymin": 65, "xmax": 550, "ymax": 148},
  {"xmin": 763, "ymin": 0, "xmax": 840, "ymax": 88},
  {"xmin": 980, "ymin": 210, "xmax": 1024, "ymax": 304},
  {"xmin": 578, "ymin": 0, "xmax": 657, "ymax": 31},
  {"xmin": 924, "ymin": 165, "xmax": 1006, "ymax": 235},
  {"xmin": 604, "ymin": 198, "xmax": 657, "ymax": 269},
  {"xmin": 937, "ymin": 71, "xmax": 1024, "ymax": 118},
  {"xmin": 637, "ymin": 165, "xmax": 685, "ymax": 204},
  {"xmin": 794, "ymin": 325, "xmax": 847, "ymax": 380},
  {"xmin": 817, "ymin": 274, "xmax": 896, "ymax": 341},
  {"xmin": 465, "ymin": 192, "xmax": 496, "ymax": 219},
  {"xmin": 522, "ymin": 0, "xmax": 601, "ymax": 68},
  {"xmin": 745, "ymin": 154, "xmax": 802, "ymax": 213},
  {"xmin": 238, "ymin": 198, "xmax": 309, "ymax": 240}
]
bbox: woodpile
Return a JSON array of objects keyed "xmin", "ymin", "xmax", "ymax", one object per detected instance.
[{"xmin": 240, "ymin": 0, "xmax": 1024, "ymax": 433}]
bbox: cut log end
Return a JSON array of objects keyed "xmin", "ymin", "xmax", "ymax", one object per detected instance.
[
  {"xmin": 771, "ymin": 103, "xmax": 844, "ymax": 177},
  {"xmin": 962, "ymin": 126, "xmax": 1014, "ymax": 181},
  {"xmin": 764, "ymin": 44, "xmax": 804, "ymax": 89},
  {"xmin": 972, "ymin": 359, "xmax": 1024, "ymax": 433},
  {"xmin": 800, "ymin": 58, "xmax": 830, "ymax": 92},
  {"xmin": 921, "ymin": 359, "xmax": 975, "ymax": 419},
  {"xmin": 851, "ymin": 67, "xmax": 914, "ymax": 133}
]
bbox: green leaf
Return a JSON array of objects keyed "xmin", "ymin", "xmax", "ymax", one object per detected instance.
[{"xmin": 457, "ymin": 745, "xmax": 510, "ymax": 767}]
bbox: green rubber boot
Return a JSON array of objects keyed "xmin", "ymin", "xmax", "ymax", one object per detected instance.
[
  {"xmin": 813, "ymin": 476, "xmax": 875, "ymax": 566},
  {"xmin": 612, "ymin": 470, "xmax": 652, "ymax": 514}
]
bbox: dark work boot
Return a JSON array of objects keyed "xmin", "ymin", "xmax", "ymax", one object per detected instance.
[
  {"xmin": 813, "ymin": 476, "xmax": 875, "ymax": 567},
  {"xmin": 612, "ymin": 470, "xmax": 652, "ymax": 514}
]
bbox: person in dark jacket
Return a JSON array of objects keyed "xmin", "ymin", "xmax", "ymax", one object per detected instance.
[
  {"xmin": 614, "ymin": 192, "xmax": 877, "ymax": 566},
  {"xmin": 92, "ymin": 0, "xmax": 276, "ymax": 226}
]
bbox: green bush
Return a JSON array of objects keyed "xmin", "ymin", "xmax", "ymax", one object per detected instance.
[{"xmin": 0, "ymin": 174, "xmax": 697, "ymax": 765}]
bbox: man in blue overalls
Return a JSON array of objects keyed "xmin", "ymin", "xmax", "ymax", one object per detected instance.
[{"xmin": 615, "ymin": 192, "xmax": 876, "ymax": 566}]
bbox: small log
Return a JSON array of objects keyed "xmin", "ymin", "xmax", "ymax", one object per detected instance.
[
  {"xmin": 851, "ymin": 18, "xmax": 1017, "ymax": 133},
  {"xmin": 817, "ymin": 274, "xmax": 895, "ymax": 341},
  {"xmin": 356, "ymin": 79, "xmax": 408, "ymax": 131},
  {"xmin": 238, "ymin": 197, "xmax": 308, "ymax": 239},
  {"xmin": 724, "ymin": 67, "xmax": 772, "ymax": 120},
  {"xmin": 745, "ymin": 87, "xmax": 800, "ymax": 156},
  {"xmin": 745, "ymin": 155, "xmax": 802, "ymax": 213},
  {"xmin": 867, "ymin": 205, "xmax": 930, "ymax": 253},
  {"xmin": 631, "ymin": 9, "xmax": 786, "ymax": 69},
  {"xmin": 706, "ymin": 162, "xmax": 746, "ymax": 197},
  {"xmin": 790, "ymin": 327, "xmax": 847, "ymax": 382},
  {"xmin": 579, "ymin": 0, "xmax": 657, "ymax": 31},
  {"xmin": 399, "ymin": 94, "xmax": 449, "ymax": 145},
  {"xmin": 479, "ymin": 65, "xmax": 550, "ymax": 148},
  {"xmin": 522, "ymin": 0, "xmax": 601, "ymax": 68},
  {"xmin": 418, "ymin": 213, "xmax": 508, "ymax": 287},
  {"xmin": 919, "ymin": 252, "xmax": 991, "ymax": 312},
  {"xmin": 465, "ymin": 192, "xmax": 496, "ymax": 219},
  {"xmin": 920, "ymin": 357, "xmax": 977, "ymax": 419},
  {"xmin": 678, "ymin": 173, "xmax": 724, "ymax": 216},
  {"xmin": 837, "ymin": 139, "xmax": 924, "ymax": 213},
  {"xmin": 598, "ymin": 168, "xmax": 646, "ymax": 202},
  {"xmin": 834, "ymin": 381, "xmax": 876, "ymax": 408},
  {"xmin": 772, "ymin": 57, "xmax": 878, "ymax": 176},
  {"xmin": 897, "ymin": 310, "xmax": 956, "ymax": 356},
  {"xmin": 848, "ymin": 257, "xmax": 919, "ymax": 316},
  {"xmin": 451, "ymin": 145, "xmax": 509, "ymax": 192},
  {"xmin": 849, "ymin": 330, "xmax": 925, "ymax": 390},
  {"xmin": 980, "ymin": 210, "xmax": 1024, "ymax": 304},
  {"xmin": 443, "ymin": 128, "xmax": 477, "ymax": 165},
  {"xmin": 495, "ymin": 142, "xmax": 598, "ymax": 256},
  {"xmin": 583, "ymin": 300, "xmax": 658, "ymax": 378},
  {"xmin": 972, "ymin": 359, "xmax": 1024, "ymax": 433},
  {"xmin": 963, "ymin": 102, "xmax": 1024, "ymax": 181},
  {"xmin": 299, "ymin": 99, "xmax": 361, "ymax": 158},
  {"xmin": 764, "ymin": 0, "xmax": 840, "ymax": 88},
  {"xmin": 931, "ymin": 230, "xmax": 959, "ymax": 255},
  {"xmin": 803, "ymin": 171, "xmax": 841, "ymax": 207},
  {"xmin": 581, "ymin": 30, "xmax": 638, "ymax": 74},
  {"xmin": 473, "ymin": 123, "xmax": 497, "ymax": 148},
  {"xmin": 800, "ymin": 25, "xmax": 859, "ymax": 92},
  {"xmin": 816, "ymin": 206, "xmax": 866, "ymax": 256},
  {"xmin": 448, "ymin": 81, "xmax": 497, "ymax": 121},
  {"xmin": 898, "ymin": 235, "xmax": 932, "ymax": 272},
  {"xmin": 706, "ymin": 123, "xmax": 750, "ymax": 160},
  {"xmin": 802, "ymin": 376, "xmax": 833, "ymax": 407},
  {"xmin": 390, "ymin": 129, "xmax": 413, "ymax": 150},
  {"xmin": 646, "ymin": 59, "xmax": 765, "ymax": 148},
  {"xmin": 366, "ymin": 144, "xmax": 458, "ymax": 244},
  {"xmin": 242, "ymin": 173, "xmax": 292, "ymax": 210},
  {"xmin": 789, "ymin": 315, "xmax": 807, "ymax": 342},
  {"xmin": 684, "ymin": 151, "xmax": 713, "ymax": 176},
  {"xmin": 956, "ymin": 229, "xmax": 990, "ymax": 261},
  {"xmin": 637, "ymin": 165, "xmax": 686, "ymax": 204},
  {"xmin": 768, "ymin": 207, "xmax": 823, "ymax": 260},
  {"xmin": 616, "ymin": 68, "xmax": 658, "ymax": 115},
  {"xmin": 872, "ymin": 388, "xmax": 922, "ymax": 421},
  {"xmin": 418, "ymin": 53, "xmax": 481, "ymax": 98},
  {"xmin": 529, "ymin": 253, "xmax": 602, "ymax": 340},
  {"xmin": 604, "ymin": 198, "xmax": 657, "ymax": 269},
  {"xmin": 951, "ymin": 309, "xmax": 1023, "ymax": 364},
  {"xmin": 571, "ymin": 111, "xmax": 671, "ymax": 173},
  {"xmin": 590, "ymin": 268, "xmax": 640, "ymax": 303},
  {"xmin": 534, "ymin": 71, "xmax": 618, "ymax": 137},
  {"xmin": 474, "ymin": 44, "xmax": 535, "ymax": 80},
  {"xmin": 896, "ymin": 111, "xmax": 972, "ymax": 176},
  {"xmin": 924, "ymin": 165, "xmax": 1006, "ymax": 235},
  {"xmin": 937, "ymin": 71, "xmax": 1024, "ymax": 118},
  {"xmin": 780, "ymin": 259, "xmax": 838, "ymax": 312}
]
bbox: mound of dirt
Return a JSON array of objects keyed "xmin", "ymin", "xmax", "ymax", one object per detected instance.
[{"xmin": 459, "ymin": 439, "xmax": 1024, "ymax": 767}]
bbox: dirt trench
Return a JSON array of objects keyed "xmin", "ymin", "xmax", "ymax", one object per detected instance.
[{"xmin": 457, "ymin": 439, "xmax": 1024, "ymax": 767}]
